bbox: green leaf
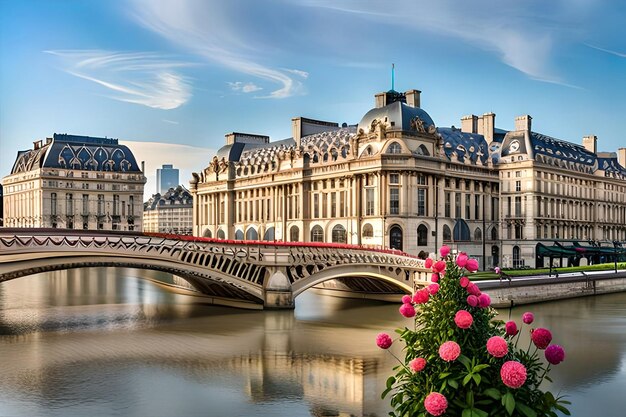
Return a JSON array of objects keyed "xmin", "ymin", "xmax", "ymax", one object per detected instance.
[
  {"xmin": 516, "ymin": 402, "xmax": 537, "ymax": 417},
  {"xmin": 462, "ymin": 409, "xmax": 472, "ymax": 417},
  {"xmin": 472, "ymin": 374, "xmax": 481, "ymax": 386},
  {"xmin": 483, "ymin": 388, "xmax": 501, "ymax": 400},
  {"xmin": 472, "ymin": 364, "xmax": 489, "ymax": 373},
  {"xmin": 381, "ymin": 387, "xmax": 391, "ymax": 399},
  {"xmin": 463, "ymin": 374, "xmax": 472, "ymax": 386},
  {"xmin": 448, "ymin": 379, "xmax": 459, "ymax": 389},
  {"xmin": 473, "ymin": 408, "xmax": 489, "ymax": 417},
  {"xmin": 503, "ymin": 392, "xmax": 515, "ymax": 416},
  {"xmin": 555, "ymin": 405, "xmax": 571, "ymax": 415},
  {"xmin": 439, "ymin": 372, "xmax": 452, "ymax": 379},
  {"xmin": 386, "ymin": 376, "xmax": 396, "ymax": 390},
  {"xmin": 458, "ymin": 355, "xmax": 471, "ymax": 369}
]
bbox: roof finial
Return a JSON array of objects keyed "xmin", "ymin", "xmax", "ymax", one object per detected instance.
[{"xmin": 391, "ymin": 63, "xmax": 395, "ymax": 91}]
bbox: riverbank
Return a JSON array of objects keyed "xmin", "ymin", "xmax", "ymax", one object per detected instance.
[{"xmin": 477, "ymin": 269, "xmax": 626, "ymax": 307}]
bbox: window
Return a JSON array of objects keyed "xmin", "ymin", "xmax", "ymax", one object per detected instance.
[
  {"xmin": 362, "ymin": 223, "xmax": 373, "ymax": 238},
  {"xmin": 340, "ymin": 191, "xmax": 345, "ymax": 217},
  {"xmin": 445, "ymin": 192, "xmax": 451, "ymax": 218},
  {"xmin": 331, "ymin": 193, "xmax": 337, "ymax": 217},
  {"xmin": 417, "ymin": 175, "xmax": 427, "ymax": 185},
  {"xmin": 513, "ymin": 246, "xmax": 522, "ymax": 268},
  {"xmin": 332, "ymin": 225, "xmax": 347, "ymax": 243},
  {"xmin": 97, "ymin": 194, "xmax": 104, "ymax": 215},
  {"xmin": 290, "ymin": 226, "xmax": 299, "ymax": 242},
  {"xmin": 129, "ymin": 196, "xmax": 134, "ymax": 216},
  {"xmin": 455, "ymin": 192, "xmax": 461, "ymax": 218},
  {"xmin": 51, "ymin": 193, "xmax": 57, "ymax": 216},
  {"xmin": 366, "ymin": 188, "xmax": 375, "ymax": 216},
  {"xmin": 313, "ymin": 194, "xmax": 319, "ymax": 218},
  {"xmin": 389, "ymin": 173, "xmax": 399, "ymax": 184},
  {"xmin": 263, "ymin": 227, "xmax": 275, "ymax": 241},
  {"xmin": 474, "ymin": 228, "xmax": 482, "ymax": 241},
  {"xmin": 515, "ymin": 197, "xmax": 522, "ymax": 217},
  {"xmin": 417, "ymin": 189, "xmax": 426, "ymax": 216},
  {"xmin": 246, "ymin": 228, "xmax": 258, "ymax": 241},
  {"xmin": 491, "ymin": 227, "xmax": 498, "ymax": 241},
  {"xmin": 311, "ymin": 225, "xmax": 324, "ymax": 242},
  {"xmin": 387, "ymin": 142, "xmax": 402, "ymax": 154},
  {"xmin": 82, "ymin": 194, "xmax": 89, "ymax": 215},
  {"xmin": 515, "ymin": 181, "xmax": 521, "ymax": 192},
  {"xmin": 465, "ymin": 194, "xmax": 471, "ymax": 219},
  {"xmin": 443, "ymin": 225, "xmax": 452, "ymax": 241},
  {"xmin": 389, "ymin": 225, "xmax": 403, "ymax": 251},
  {"xmin": 66, "ymin": 193, "xmax": 73, "ymax": 216},
  {"xmin": 417, "ymin": 225, "xmax": 428, "ymax": 246},
  {"xmin": 474, "ymin": 195, "xmax": 480, "ymax": 219},
  {"xmin": 390, "ymin": 188, "xmax": 399, "ymax": 215}
]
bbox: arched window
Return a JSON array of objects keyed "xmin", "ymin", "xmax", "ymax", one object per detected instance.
[
  {"xmin": 474, "ymin": 227, "xmax": 482, "ymax": 242},
  {"xmin": 290, "ymin": 226, "xmax": 299, "ymax": 242},
  {"xmin": 490, "ymin": 227, "xmax": 498, "ymax": 241},
  {"xmin": 453, "ymin": 219, "xmax": 471, "ymax": 241},
  {"xmin": 443, "ymin": 225, "xmax": 452, "ymax": 241},
  {"xmin": 513, "ymin": 245, "xmax": 521, "ymax": 268},
  {"xmin": 387, "ymin": 142, "xmax": 402, "ymax": 154},
  {"xmin": 263, "ymin": 227, "xmax": 275, "ymax": 241},
  {"xmin": 417, "ymin": 144, "xmax": 430, "ymax": 156},
  {"xmin": 217, "ymin": 229, "xmax": 225, "ymax": 239},
  {"xmin": 246, "ymin": 228, "xmax": 258, "ymax": 241},
  {"xmin": 362, "ymin": 223, "xmax": 373, "ymax": 238},
  {"xmin": 417, "ymin": 225, "xmax": 428, "ymax": 246},
  {"xmin": 311, "ymin": 225, "xmax": 324, "ymax": 242},
  {"xmin": 235, "ymin": 229, "xmax": 244, "ymax": 240},
  {"xmin": 203, "ymin": 229, "xmax": 212, "ymax": 238},
  {"xmin": 332, "ymin": 225, "xmax": 347, "ymax": 243},
  {"xmin": 389, "ymin": 225, "xmax": 403, "ymax": 251}
]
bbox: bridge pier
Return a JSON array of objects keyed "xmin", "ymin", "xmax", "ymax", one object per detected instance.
[{"xmin": 264, "ymin": 268, "xmax": 295, "ymax": 310}]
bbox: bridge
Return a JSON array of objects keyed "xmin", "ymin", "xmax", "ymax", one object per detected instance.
[{"xmin": 0, "ymin": 229, "xmax": 430, "ymax": 309}]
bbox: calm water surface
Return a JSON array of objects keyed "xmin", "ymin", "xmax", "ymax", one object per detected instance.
[{"xmin": 0, "ymin": 267, "xmax": 625, "ymax": 416}]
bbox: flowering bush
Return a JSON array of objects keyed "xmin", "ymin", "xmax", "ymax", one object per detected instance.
[{"xmin": 378, "ymin": 246, "xmax": 570, "ymax": 417}]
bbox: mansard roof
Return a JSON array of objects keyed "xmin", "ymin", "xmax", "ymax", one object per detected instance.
[
  {"xmin": 144, "ymin": 185, "xmax": 193, "ymax": 210},
  {"xmin": 358, "ymin": 101, "xmax": 435, "ymax": 134},
  {"xmin": 10, "ymin": 133, "xmax": 142, "ymax": 174},
  {"xmin": 437, "ymin": 127, "xmax": 489, "ymax": 165},
  {"xmin": 530, "ymin": 132, "xmax": 596, "ymax": 167}
]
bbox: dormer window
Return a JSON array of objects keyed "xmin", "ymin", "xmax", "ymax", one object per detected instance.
[{"xmin": 387, "ymin": 142, "xmax": 402, "ymax": 154}]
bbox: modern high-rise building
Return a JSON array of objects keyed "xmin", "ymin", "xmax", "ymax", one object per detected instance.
[
  {"xmin": 190, "ymin": 87, "xmax": 626, "ymax": 270},
  {"xmin": 156, "ymin": 164, "xmax": 179, "ymax": 194},
  {"xmin": 2, "ymin": 133, "xmax": 146, "ymax": 231}
]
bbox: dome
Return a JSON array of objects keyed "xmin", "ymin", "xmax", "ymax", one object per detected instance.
[{"xmin": 357, "ymin": 101, "xmax": 436, "ymax": 134}]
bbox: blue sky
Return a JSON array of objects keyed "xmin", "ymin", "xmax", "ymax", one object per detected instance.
[{"xmin": 1, "ymin": 0, "xmax": 625, "ymax": 197}]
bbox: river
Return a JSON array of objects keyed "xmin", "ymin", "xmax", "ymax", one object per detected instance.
[{"xmin": 0, "ymin": 267, "xmax": 624, "ymax": 416}]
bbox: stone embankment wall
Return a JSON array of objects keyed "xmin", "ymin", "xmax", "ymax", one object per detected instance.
[{"xmin": 478, "ymin": 271, "xmax": 626, "ymax": 308}]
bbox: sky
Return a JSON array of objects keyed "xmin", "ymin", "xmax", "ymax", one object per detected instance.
[{"xmin": 1, "ymin": 0, "xmax": 625, "ymax": 199}]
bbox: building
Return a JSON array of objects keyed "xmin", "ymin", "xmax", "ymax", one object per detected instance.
[
  {"xmin": 2, "ymin": 133, "xmax": 146, "ymax": 231},
  {"xmin": 190, "ymin": 88, "xmax": 626, "ymax": 270},
  {"xmin": 0, "ymin": 183, "xmax": 4, "ymax": 226},
  {"xmin": 143, "ymin": 185, "xmax": 193, "ymax": 234},
  {"xmin": 156, "ymin": 164, "xmax": 179, "ymax": 195}
]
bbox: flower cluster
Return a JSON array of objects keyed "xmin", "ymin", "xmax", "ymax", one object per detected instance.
[{"xmin": 378, "ymin": 245, "xmax": 569, "ymax": 417}]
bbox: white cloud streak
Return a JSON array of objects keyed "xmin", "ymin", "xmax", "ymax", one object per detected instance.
[
  {"xmin": 45, "ymin": 50, "xmax": 194, "ymax": 109},
  {"xmin": 586, "ymin": 44, "xmax": 626, "ymax": 58},
  {"xmin": 228, "ymin": 81, "xmax": 263, "ymax": 93},
  {"xmin": 120, "ymin": 140, "xmax": 214, "ymax": 199},
  {"xmin": 128, "ymin": 0, "xmax": 307, "ymax": 99}
]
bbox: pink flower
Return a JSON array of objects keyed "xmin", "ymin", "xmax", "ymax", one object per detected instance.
[
  {"xmin": 376, "ymin": 333, "xmax": 393, "ymax": 349},
  {"xmin": 427, "ymin": 283, "xmax": 440, "ymax": 295},
  {"xmin": 459, "ymin": 276, "xmax": 470, "ymax": 288},
  {"xmin": 466, "ymin": 258, "xmax": 479, "ymax": 272},
  {"xmin": 494, "ymin": 266, "xmax": 501, "ymax": 274},
  {"xmin": 531, "ymin": 328, "xmax": 553, "ymax": 349},
  {"xmin": 522, "ymin": 312, "xmax": 534, "ymax": 324},
  {"xmin": 399, "ymin": 303, "xmax": 416, "ymax": 318},
  {"xmin": 454, "ymin": 310, "xmax": 473, "ymax": 329},
  {"xmin": 409, "ymin": 357, "xmax": 427, "ymax": 372},
  {"xmin": 431, "ymin": 273, "xmax": 439, "ymax": 283},
  {"xmin": 401, "ymin": 295, "xmax": 412, "ymax": 304},
  {"xmin": 500, "ymin": 361, "xmax": 527, "ymax": 389},
  {"xmin": 439, "ymin": 341, "xmax": 461, "ymax": 361},
  {"xmin": 466, "ymin": 282, "xmax": 481, "ymax": 296},
  {"xmin": 440, "ymin": 245, "xmax": 451, "ymax": 258},
  {"xmin": 425, "ymin": 258, "xmax": 433, "ymax": 269},
  {"xmin": 413, "ymin": 288, "xmax": 430, "ymax": 304},
  {"xmin": 467, "ymin": 295, "xmax": 478, "ymax": 307},
  {"xmin": 545, "ymin": 344, "xmax": 566, "ymax": 365},
  {"xmin": 505, "ymin": 321, "xmax": 518, "ymax": 336},
  {"xmin": 432, "ymin": 260, "xmax": 446, "ymax": 273},
  {"xmin": 456, "ymin": 253, "xmax": 468, "ymax": 268},
  {"xmin": 424, "ymin": 392, "xmax": 448, "ymax": 416},
  {"xmin": 478, "ymin": 293, "xmax": 491, "ymax": 308},
  {"xmin": 486, "ymin": 336, "xmax": 509, "ymax": 357}
]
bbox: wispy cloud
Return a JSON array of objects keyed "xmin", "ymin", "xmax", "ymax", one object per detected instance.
[
  {"xmin": 120, "ymin": 140, "xmax": 214, "ymax": 199},
  {"xmin": 228, "ymin": 81, "xmax": 263, "ymax": 93},
  {"xmin": 45, "ymin": 50, "xmax": 194, "ymax": 109},
  {"xmin": 128, "ymin": 0, "xmax": 307, "ymax": 99},
  {"xmin": 585, "ymin": 43, "xmax": 626, "ymax": 58},
  {"xmin": 162, "ymin": 119, "xmax": 179, "ymax": 124}
]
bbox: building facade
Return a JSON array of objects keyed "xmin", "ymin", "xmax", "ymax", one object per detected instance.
[
  {"xmin": 2, "ymin": 134, "xmax": 146, "ymax": 231},
  {"xmin": 156, "ymin": 164, "xmax": 179, "ymax": 195},
  {"xmin": 143, "ymin": 185, "xmax": 193, "ymax": 234},
  {"xmin": 190, "ymin": 88, "xmax": 626, "ymax": 270}
]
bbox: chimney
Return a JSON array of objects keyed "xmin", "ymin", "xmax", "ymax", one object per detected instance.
[
  {"xmin": 515, "ymin": 115, "xmax": 532, "ymax": 132},
  {"xmin": 141, "ymin": 161, "xmax": 145, "ymax": 173},
  {"xmin": 33, "ymin": 140, "xmax": 43, "ymax": 150},
  {"xmin": 582, "ymin": 135, "xmax": 597, "ymax": 154},
  {"xmin": 292, "ymin": 117, "xmax": 303, "ymax": 148},
  {"xmin": 405, "ymin": 89, "xmax": 421, "ymax": 107},
  {"xmin": 618, "ymin": 148, "xmax": 626, "ymax": 167},
  {"xmin": 481, "ymin": 112, "xmax": 495, "ymax": 143},
  {"xmin": 461, "ymin": 115, "xmax": 478, "ymax": 134},
  {"xmin": 375, "ymin": 92, "xmax": 386, "ymax": 108}
]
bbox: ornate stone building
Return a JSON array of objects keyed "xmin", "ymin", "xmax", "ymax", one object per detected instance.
[
  {"xmin": 2, "ymin": 134, "xmax": 146, "ymax": 231},
  {"xmin": 143, "ymin": 185, "xmax": 193, "ymax": 234},
  {"xmin": 190, "ymin": 88, "xmax": 626, "ymax": 269},
  {"xmin": 190, "ymin": 89, "xmax": 501, "ymax": 268}
]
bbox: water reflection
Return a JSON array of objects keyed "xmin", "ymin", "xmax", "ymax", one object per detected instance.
[{"xmin": 0, "ymin": 268, "xmax": 625, "ymax": 416}]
